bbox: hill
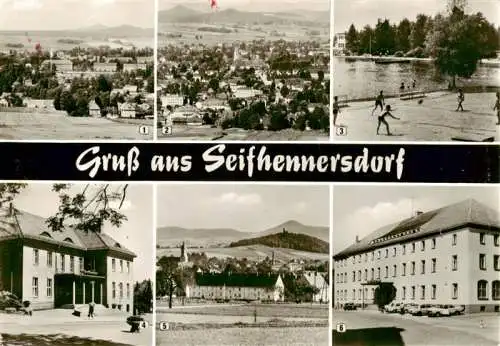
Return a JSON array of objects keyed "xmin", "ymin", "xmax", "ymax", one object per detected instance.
[
  {"xmin": 229, "ymin": 231, "xmax": 328, "ymax": 254},
  {"xmin": 159, "ymin": 6, "xmax": 329, "ymax": 26},
  {"xmin": 257, "ymin": 220, "xmax": 329, "ymax": 242},
  {"xmin": 156, "ymin": 226, "xmax": 248, "ymax": 248}
]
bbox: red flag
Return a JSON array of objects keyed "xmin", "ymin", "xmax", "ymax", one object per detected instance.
[{"xmin": 209, "ymin": 0, "xmax": 217, "ymax": 9}]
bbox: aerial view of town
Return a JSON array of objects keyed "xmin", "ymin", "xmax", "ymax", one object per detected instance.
[
  {"xmin": 155, "ymin": 184, "xmax": 330, "ymax": 345},
  {"xmin": 332, "ymin": 0, "xmax": 500, "ymax": 142},
  {"xmin": 0, "ymin": 0, "xmax": 154, "ymax": 140},
  {"xmin": 157, "ymin": 0, "xmax": 330, "ymax": 141},
  {"xmin": 0, "ymin": 183, "xmax": 154, "ymax": 346}
]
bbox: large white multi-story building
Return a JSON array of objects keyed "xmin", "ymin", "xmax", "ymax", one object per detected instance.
[
  {"xmin": 333, "ymin": 199, "xmax": 500, "ymax": 313},
  {"xmin": 0, "ymin": 203, "xmax": 135, "ymax": 312}
]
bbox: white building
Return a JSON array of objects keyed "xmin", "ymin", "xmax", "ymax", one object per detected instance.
[
  {"xmin": 189, "ymin": 273, "xmax": 285, "ymax": 302},
  {"xmin": 303, "ymin": 271, "xmax": 330, "ymax": 303},
  {"xmin": 333, "ymin": 199, "xmax": 500, "ymax": 313},
  {"xmin": 334, "ymin": 33, "xmax": 347, "ymax": 52},
  {"xmin": 88, "ymin": 100, "xmax": 101, "ymax": 117},
  {"xmin": 94, "ymin": 63, "xmax": 117, "ymax": 73}
]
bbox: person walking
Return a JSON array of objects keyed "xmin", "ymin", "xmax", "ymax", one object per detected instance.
[
  {"xmin": 377, "ymin": 105, "xmax": 400, "ymax": 136},
  {"xmin": 371, "ymin": 91, "xmax": 385, "ymax": 115},
  {"xmin": 332, "ymin": 96, "xmax": 341, "ymax": 126},
  {"xmin": 88, "ymin": 301, "xmax": 95, "ymax": 319},
  {"xmin": 456, "ymin": 89, "xmax": 465, "ymax": 112},
  {"xmin": 493, "ymin": 91, "xmax": 500, "ymax": 125}
]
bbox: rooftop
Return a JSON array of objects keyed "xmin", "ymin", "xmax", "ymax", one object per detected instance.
[{"xmin": 195, "ymin": 273, "xmax": 280, "ymax": 288}]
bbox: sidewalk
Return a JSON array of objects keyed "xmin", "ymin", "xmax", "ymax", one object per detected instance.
[{"xmin": 334, "ymin": 91, "xmax": 499, "ymax": 141}]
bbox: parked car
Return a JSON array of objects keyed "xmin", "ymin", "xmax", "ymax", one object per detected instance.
[
  {"xmin": 343, "ymin": 303, "xmax": 357, "ymax": 311},
  {"xmin": 427, "ymin": 305, "xmax": 455, "ymax": 317},
  {"xmin": 449, "ymin": 305, "xmax": 465, "ymax": 315},
  {"xmin": 402, "ymin": 303, "xmax": 418, "ymax": 314},
  {"xmin": 384, "ymin": 302, "xmax": 403, "ymax": 313},
  {"xmin": 409, "ymin": 304, "xmax": 433, "ymax": 316}
]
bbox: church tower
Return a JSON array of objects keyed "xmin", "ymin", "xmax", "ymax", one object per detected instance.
[{"xmin": 180, "ymin": 241, "xmax": 188, "ymax": 263}]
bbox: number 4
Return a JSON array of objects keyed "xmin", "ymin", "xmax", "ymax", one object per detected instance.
[{"xmin": 336, "ymin": 322, "xmax": 346, "ymax": 333}]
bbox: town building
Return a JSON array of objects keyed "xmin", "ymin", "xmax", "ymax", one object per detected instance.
[
  {"xmin": 188, "ymin": 273, "xmax": 285, "ymax": 302},
  {"xmin": 0, "ymin": 203, "xmax": 136, "ymax": 311},
  {"xmin": 93, "ymin": 63, "xmax": 117, "ymax": 73},
  {"xmin": 88, "ymin": 100, "xmax": 101, "ymax": 117},
  {"xmin": 303, "ymin": 271, "xmax": 330, "ymax": 303},
  {"xmin": 119, "ymin": 102, "xmax": 136, "ymax": 118},
  {"xmin": 123, "ymin": 63, "xmax": 147, "ymax": 72},
  {"xmin": 333, "ymin": 199, "xmax": 500, "ymax": 313},
  {"xmin": 333, "ymin": 33, "xmax": 347, "ymax": 52}
]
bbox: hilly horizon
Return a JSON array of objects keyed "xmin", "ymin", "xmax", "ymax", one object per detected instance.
[
  {"xmin": 156, "ymin": 220, "xmax": 329, "ymax": 248},
  {"xmin": 229, "ymin": 231, "xmax": 329, "ymax": 254},
  {"xmin": 159, "ymin": 5, "xmax": 329, "ymax": 25},
  {"xmin": 0, "ymin": 24, "xmax": 153, "ymax": 38}
]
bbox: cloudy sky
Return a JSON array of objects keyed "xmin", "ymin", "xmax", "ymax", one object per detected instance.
[
  {"xmin": 332, "ymin": 185, "xmax": 499, "ymax": 254},
  {"xmin": 13, "ymin": 183, "xmax": 154, "ymax": 282},
  {"xmin": 0, "ymin": 0, "xmax": 154, "ymax": 30},
  {"xmin": 160, "ymin": 0, "xmax": 328, "ymax": 12},
  {"xmin": 334, "ymin": 0, "xmax": 500, "ymax": 33},
  {"xmin": 157, "ymin": 184, "xmax": 330, "ymax": 232}
]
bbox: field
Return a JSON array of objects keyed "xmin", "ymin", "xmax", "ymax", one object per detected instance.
[
  {"xmin": 156, "ymin": 244, "xmax": 329, "ymax": 261},
  {"xmin": 159, "ymin": 23, "xmax": 328, "ymax": 46},
  {"xmin": 0, "ymin": 112, "xmax": 154, "ymax": 140},
  {"xmin": 158, "ymin": 125, "xmax": 329, "ymax": 141},
  {"xmin": 156, "ymin": 303, "xmax": 328, "ymax": 346}
]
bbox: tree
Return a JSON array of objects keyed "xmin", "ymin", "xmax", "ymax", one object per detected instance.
[
  {"xmin": 134, "ymin": 280, "xmax": 153, "ymax": 315},
  {"xmin": 374, "ymin": 282, "xmax": 397, "ymax": 310},
  {"xmin": 156, "ymin": 256, "xmax": 182, "ymax": 308},
  {"xmin": 396, "ymin": 19, "xmax": 412, "ymax": 53},
  {"xmin": 426, "ymin": 7, "xmax": 499, "ymax": 88},
  {"xmin": 410, "ymin": 14, "xmax": 431, "ymax": 49},
  {"xmin": 345, "ymin": 24, "xmax": 359, "ymax": 54},
  {"xmin": 374, "ymin": 19, "xmax": 397, "ymax": 55}
]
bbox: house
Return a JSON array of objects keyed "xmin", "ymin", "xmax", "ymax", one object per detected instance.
[
  {"xmin": 88, "ymin": 100, "xmax": 101, "ymax": 117},
  {"xmin": 333, "ymin": 33, "xmax": 347, "ymax": 53},
  {"xmin": 188, "ymin": 273, "xmax": 285, "ymax": 302},
  {"xmin": 0, "ymin": 203, "xmax": 136, "ymax": 311},
  {"xmin": 122, "ymin": 85, "xmax": 138, "ymax": 94},
  {"xmin": 123, "ymin": 63, "xmax": 147, "ymax": 72},
  {"xmin": 93, "ymin": 63, "xmax": 117, "ymax": 73},
  {"xmin": 333, "ymin": 199, "xmax": 500, "ymax": 313},
  {"xmin": 119, "ymin": 102, "xmax": 136, "ymax": 118},
  {"xmin": 303, "ymin": 271, "xmax": 329, "ymax": 303},
  {"xmin": 161, "ymin": 94, "xmax": 184, "ymax": 108},
  {"xmin": 24, "ymin": 99, "xmax": 56, "ymax": 111},
  {"xmin": 43, "ymin": 59, "xmax": 73, "ymax": 73}
]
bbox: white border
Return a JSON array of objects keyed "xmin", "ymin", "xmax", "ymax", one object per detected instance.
[
  {"xmin": 151, "ymin": 181, "xmax": 158, "ymax": 343},
  {"xmin": 153, "ymin": 0, "xmax": 159, "ymax": 141},
  {"xmin": 329, "ymin": 183, "xmax": 334, "ymax": 346}
]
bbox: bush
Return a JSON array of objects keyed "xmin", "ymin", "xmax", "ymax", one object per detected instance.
[{"xmin": 394, "ymin": 51, "xmax": 404, "ymax": 57}]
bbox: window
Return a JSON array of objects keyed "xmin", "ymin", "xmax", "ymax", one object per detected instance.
[
  {"xmin": 112, "ymin": 259, "xmax": 116, "ymax": 272},
  {"xmin": 452, "ymin": 255, "xmax": 458, "ymax": 271},
  {"xmin": 352, "ymin": 257, "xmax": 355, "ymax": 264},
  {"xmin": 452, "ymin": 234, "xmax": 457, "ymax": 245},
  {"xmin": 32, "ymin": 277, "xmax": 38, "ymax": 297},
  {"xmin": 358, "ymin": 255, "xmax": 361, "ymax": 263},
  {"xmin": 61, "ymin": 255, "xmax": 65, "ymax": 272},
  {"xmin": 479, "ymin": 254, "xmax": 486, "ymax": 270},
  {"xmin": 47, "ymin": 278, "xmax": 52, "ymax": 297},
  {"xmin": 431, "ymin": 285, "xmax": 436, "ymax": 300},
  {"xmin": 47, "ymin": 251, "xmax": 53, "ymax": 267},
  {"xmin": 495, "ymin": 235, "xmax": 499, "ymax": 247},
  {"xmin": 421, "ymin": 285, "xmax": 426, "ymax": 300},
  {"xmin": 402, "ymin": 286, "xmax": 406, "ymax": 300},
  {"xmin": 432, "ymin": 238, "xmax": 436, "ymax": 249},
  {"xmin": 352, "ymin": 289, "xmax": 355, "ymax": 300},
  {"xmin": 393, "ymin": 247, "xmax": 396, "ymax": 257},
  {"xmin": 411, "ymin": 261, "xmax": 415, "ymax": 275},
  {"xmin": 377, "ymin": 251, "xmax": 381, "ymax": 259},
  {"xmin": 371, "ymin": 252, "xmax": 374, "ymax": 261},
  {"xmin": 127, "ymin": 262, "xmax": 130, "ymax": 273},
  {"xmin": 371, "ymin": 268, "xmax": 374, "ymax": 280},
  {"xmin": 377, "ymin": 267, "xmax": 380, "ymax": 279},
  {"xmin": 352, "ymin": 271, "xmax": 355, "ymax": 282},
  {"xmin": 70, "ymin": 256, "xmax": 74, "ymax": 273},
  {"xmin": 494, "ymin": 255, "xmax": 499, "ymax": 271},
  {"xmin": 402, "ymin": 245, "xmax": 406, "ymax": 255},
  {"xmin": 392, "ymin": 264, "xmax": 397, "ymax": 277},
  {"xmin": 411, "ymin": 286, "xmax": 415, "ymax": 300},
  {"xmin": 120, "ymin": 260, "xmax": 124, "ymax": 272},
  {"xmin": 431, "ymin": 258, "xmax": 436, "ymax": 273},
  {"xmin": 421, "ymin": 260, "xmax": 425, "ymax": 274},
  {"xmin": 365, "ymin": 254, "xmax": 368, "ymax": 262},
  {"xmin": 33, "ymin": 249, "xmax": 39, "ymax": 266},
  {"xmin": 357, "ymin": 270, "xmax": 361, "ymax": 281},
  {"xmin": 112, "ymin": 282, "xmax": 116, "ymax": 299},
  {"xmin": 402, "ymin": 263, "xmax": 406, "ymax": 276},
  {"xmin": 384, "ymin": 266, "xmax": 388, "ymax": 278},
  {"xmin": 79, "ymin": 257, "xmax": 84, "ymax": 272},
  {"xmin": 493, "ymin": 281, "xmax": 500, "ymax": 300},
  {"xmin": 385, "ymin": 249, "xmax": 388, "ymax": 258},
  {"xmin": 127, "ymin": 283, "xmax": 130, "ymax": 299},
  {"xmin": 477, "ymin": 280, "xmax": 488, "ymax": 300},
  {"xmin": 480, "ymin": 233, "xmax": 485, "ymax": 245},
  {"xmin": 336, "ymin": 274, "xmax": 339, "ymax": 283},
  {"xmin": 452, "ymin": 283, "xmax": 458, "ymax": 299},
  {"xmin": 412, "ymin": 243, "xmax": 415, "ymax": 253},
  {"xmin": 421, "ymin": 240, "xmax": 425, "ymax": 251},
  {"xmin": 364, "ymin": 269, "xmax": 368, "ymax": 281}
]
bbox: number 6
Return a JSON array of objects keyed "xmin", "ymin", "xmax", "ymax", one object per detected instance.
[{"xmin": 336, "ymin": 322, "xmax": 346, "ymax": 333}]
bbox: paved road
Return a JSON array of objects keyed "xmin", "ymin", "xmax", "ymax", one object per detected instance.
[
  {"xmin": 332, "ymin": 310, "xmax": 500, "ymax": 346},
  {"xmin": 333, "ymin": 91, "xmax": 499, "ymax": 142}
]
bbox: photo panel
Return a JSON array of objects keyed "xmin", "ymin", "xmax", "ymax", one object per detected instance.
[
  {"xmin": 157, "ymin": 0, "xmax": 331, "ymax": 141},
  {"xmin": 155, "ymin": 183, "xmax": 330, "ymax": 345},
  {"xmin": 331, "ymin": 185, "xmax": 500, "ymax": 346},
  {"xmin": 0, "ymin": 0, "xmax": 154, "ymax": 140},
  {"xmin": 0, "ymin": 183, "xmax": 154, "ymax": 346},
  {"xmin": 332, "ymin": 0, "xmax": 500, "ymax": 142}
]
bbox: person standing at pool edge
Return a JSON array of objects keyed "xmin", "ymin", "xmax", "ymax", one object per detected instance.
[
  {"xmin": 377, "ymin": 105, "xmax": 400, "ymax": 136},
  {"xmin": 494, "ymin": 92, "xmax": 500, "ymax": 125},
  {"xmin": 333, "ymin": 96, "xmax": 340, "ymax": 126},
  {"xmin": 371, "ymin": 91, "xmax": 385, "ymax": 115}
]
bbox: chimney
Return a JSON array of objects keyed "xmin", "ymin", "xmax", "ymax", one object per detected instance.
[
  {"xmin": 9, "ymin": 202, "xmax": 14, "ymax": 216},
  {"xmin": 355, "ymin": 235, "xmax": 360, "ymax": 243}
]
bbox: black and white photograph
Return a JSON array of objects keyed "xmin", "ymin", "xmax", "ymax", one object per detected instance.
[
  {"xmin": 332, "ymin": 0, "xmax": 500, "ymax": 142},
  {"xmin": 0, "ymin": 183, "xmax": 154, "ymax": 346},
  {"xmin": 157, "ymin": 0, "xmax": 330, "ymax": 141},
  {"xmin": 155, "ymin": 184, "xmax": 330, "ymax": 345},
  {"xmin": 0, "ymin": 0, "xmax": 154, "ymax": 140},
  {"xmin": 332, "ymin": 185, "xmax": 500, "ymax": 346}
]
